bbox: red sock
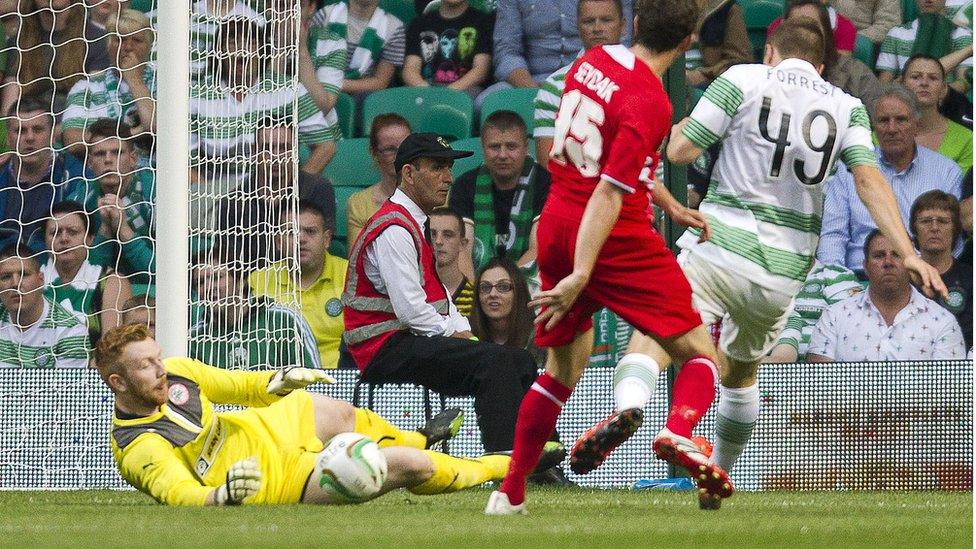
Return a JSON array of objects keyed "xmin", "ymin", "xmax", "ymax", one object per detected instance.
[
  {"xmin": 665, "ymin": 355, "xmax": 718, "ymax": 438},
  {"xmin": 499, "ymin": 373, "xmax": 572, "ymax": 505}
]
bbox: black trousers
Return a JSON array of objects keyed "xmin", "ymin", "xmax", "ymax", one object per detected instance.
[{"xmin": 354, "ymin": 332, "xmax": 540, "ymax": 452}]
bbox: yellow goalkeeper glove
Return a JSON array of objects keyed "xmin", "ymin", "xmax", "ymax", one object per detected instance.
[
  {"xmin": 267, "ymin": 366, "xmax": 336, "ymax": 396},
  {"xmin": 214, "ymin": 457, "xmax": 262, "ymax": 505}
]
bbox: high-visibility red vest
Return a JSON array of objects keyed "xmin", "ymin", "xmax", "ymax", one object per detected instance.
[{"xmin": 342, "ymin": 200, "xmax": 450, "ymax": 370}]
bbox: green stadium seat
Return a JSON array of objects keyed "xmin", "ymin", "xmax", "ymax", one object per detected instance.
[
  {"xmin": 362, "ymin": 87, "xmax": 473, "ymax": 140},
  {"xmin": 902, "ymin": 0, "xmax": 918, "ymax": 22},
  {"xmin": 323, "ymin": 138, "xmax": 381, "ymax": 187},
  {"xmin": 417, "ymin": 103, "xmax": 473, "ymax": 140},
  {"xmin": 335, "ymin": 92, "xmax": 357, "ymax": 138},
  {"xmin": 479, "ymin": 88, "xmax": 538, "ymax": 134},
  {"xmin": 131, "ymin": 0, "xmax": 155, "ymax": 12},
  {"xmin": 689, "ymin": 86, "xmax": 706, "ymax": 111},
  {"xmin": 450, "ymin": 137, "xmax": 484, "ymax": 177},
  {"xmin": 380, "ymin": 0, "xmax": 417, "ymax": 25},
  {"xmin": 331, "ymin": 184, "xmax": 367, "ymax": 257},
  {"xmin": 742, "ymin": 0, "xmax": 784, "ymax": 61},
  {"xmin": 853, "ymin": 34, "xmax": 876, "ymax": 69}
]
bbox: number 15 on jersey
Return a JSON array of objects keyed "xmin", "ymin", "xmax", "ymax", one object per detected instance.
[{"xmin": 551, "ymin": 90, "xmax": 606, "ymax": 178}]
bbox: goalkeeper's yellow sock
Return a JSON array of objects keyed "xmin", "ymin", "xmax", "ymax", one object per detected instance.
[
  {"xmin": 353, "ymin": 408, "xmax": 426, "ymax": 449},
  {"xmin": 408, "ymin": 451, "xmax": 510, "ymax": 495}
]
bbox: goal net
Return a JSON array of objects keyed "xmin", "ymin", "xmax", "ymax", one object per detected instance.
[{"xmin": 185, "ymin": 0, "xmax": 308, "ymax": 371}]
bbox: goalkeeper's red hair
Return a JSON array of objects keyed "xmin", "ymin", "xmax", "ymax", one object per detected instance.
[{"xmin": 93, "ymin": 324, "xmax": 154, "ymax": 386}]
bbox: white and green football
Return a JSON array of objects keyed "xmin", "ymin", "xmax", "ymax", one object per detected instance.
[{"xmin": 316, "ymin": 432, "xmax": 388, "ymax": 503}]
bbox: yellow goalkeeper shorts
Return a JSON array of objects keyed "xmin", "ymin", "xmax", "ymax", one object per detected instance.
[{"xmin": 215, "ymin": 390, "xmax": 325, "ymax": 504}]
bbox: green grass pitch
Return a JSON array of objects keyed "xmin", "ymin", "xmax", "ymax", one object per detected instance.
[{"xmin": 0, "ymin": 489, "xmax": 970, "ymax": 548}]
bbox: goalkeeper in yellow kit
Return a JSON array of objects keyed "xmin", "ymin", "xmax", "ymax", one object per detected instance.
[{"xmin": 95, "ymin": 324, "xmax": 564, "ymax": 506}]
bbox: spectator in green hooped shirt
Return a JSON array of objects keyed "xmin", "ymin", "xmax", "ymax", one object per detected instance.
[{"xmin": 188, "ymin": 247, "xmax": 321, "ymax": 370}]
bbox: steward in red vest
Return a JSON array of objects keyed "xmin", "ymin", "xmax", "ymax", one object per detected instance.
[{"xmin": 339, "ymin": 133, "xmax": 552, "ymax": 455}]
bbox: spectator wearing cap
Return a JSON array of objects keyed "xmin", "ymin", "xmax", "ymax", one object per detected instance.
[{"xmin": 341, "ymin": 132, "xmax": 542, "ymax": 453}]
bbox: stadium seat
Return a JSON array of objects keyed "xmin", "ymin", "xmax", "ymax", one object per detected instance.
[
  {"xmin": 479, "ymin": 88, "xmax": 538, "ymax": 135},
  {"xmin": 335, "ymin": 92, "xmax": 357, "ymax": 138},
  {"xmin": 380, "ymin": 0, "xmax": 417, "ymax": 25},
  {"xmin": 417, "ymin": 103, "xmax": 473, "ymax": 140},
  {"xmin": 131, "ymin": 0, "xmax": 155, "ymax": 12},
  {"xmin": 742, "ymin": 0, "xmax": 784, "ymax": 61},
  {"xmin": 853, "ymin": 34, "xmax": 876, "ymax": 69},
  {"xmin": 332, "ymin": 182, "xmax": 371, "ymax": 257},
  {"xmin": 362, "ymin": 87, "xmax": 473, "ymax": 140},
  {"xmin": 902, "ymin": 0, "xmax": 918, "ymax": 22},
  {"xmin": 689, "ymin": 86, "xmax": 706, "ymax": 111},
  {"xmin": 323, "ymin": 138, "xmax": 380, "ymax": 187},
  {"xmin": 450, "ymin": 137, "xmax": 484, "ymax": 177}
]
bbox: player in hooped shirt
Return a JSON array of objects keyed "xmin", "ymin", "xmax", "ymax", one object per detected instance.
[{"xmin": 486, "ymin": 0, "xmax": 733, "ymax": 515}]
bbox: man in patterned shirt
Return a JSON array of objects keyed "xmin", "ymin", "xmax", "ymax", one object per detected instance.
[
  {"xmin": 590, "ymin": 18, "xmax": 946, "ymax": 492},
  {"xmin": 0, "ymin": 244, "xmax": 89, "ymax": 368},
  {"xmin": 807, "ymin": 230, "xmax": 965, "ymax": 361},
  {"xmin": 532, "ymin": 0, "xmax": 625, "ymax": 161},
  {"xmin": 764, "ymin": 261, "xmax": 863, "ymax": 363}
]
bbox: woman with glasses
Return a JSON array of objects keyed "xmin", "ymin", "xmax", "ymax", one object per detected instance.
[
  {"xmin": 470, "ymin": 257, "xmax": 542, "ymax": 363},
  {"xmin": 901, "ymin": 54, "xmax": 973, "ymax": 173},
  {"xmin": 345, "ymin": 114, "xmax": 412, "ymax": 243}
]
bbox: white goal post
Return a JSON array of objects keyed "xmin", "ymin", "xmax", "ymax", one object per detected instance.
[{"xmin": 154, "ymin": 0, "xmax": 191, "ymax": 358}]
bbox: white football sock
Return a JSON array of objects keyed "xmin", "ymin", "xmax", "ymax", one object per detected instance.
[
  {"xmin": 712, "ymin": 384, "xmax": 760, "ymax": 473},
  {"xmin": 612, "ymin": 353, "xmax": 659, "ymax": 412}
]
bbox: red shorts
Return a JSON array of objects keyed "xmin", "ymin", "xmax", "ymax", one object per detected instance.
[{"xmin": 534, "ymin": 214, "xmax": 702, "ymax": 348}]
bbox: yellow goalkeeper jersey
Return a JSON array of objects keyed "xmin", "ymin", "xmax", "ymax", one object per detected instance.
[{"xmin": 110, "ymin": 358, "xmax": 324, "ymax": 506}]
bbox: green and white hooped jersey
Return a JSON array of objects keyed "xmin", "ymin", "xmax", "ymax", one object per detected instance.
[
  {"xmin": 0, "ymin": 298, "xmax": 90, "ymax": 369},
  {"xmin": 40, "ymin": 259, "xmax": 106, "ymax": 329},
  {"xmin": 777, "ymin": 262, "xmax": 863, "ymax": 360},
  {"xmin": 677, "ymin": 59, "xmax": 877, "ymax": 293}
]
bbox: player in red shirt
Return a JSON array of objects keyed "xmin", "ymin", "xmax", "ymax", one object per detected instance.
[{"xmin": 485, "ymin": 0, "xmax": 734, "ymax": 515}]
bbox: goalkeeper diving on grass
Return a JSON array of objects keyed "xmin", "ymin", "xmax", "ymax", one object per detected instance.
[{"xmin": 95, "ymin": 324, "xmax": 565, "ymax": 506}]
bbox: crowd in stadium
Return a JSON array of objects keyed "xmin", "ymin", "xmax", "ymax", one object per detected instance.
[{"xmin": 0, "ymin": 0, "xmax": 970, "ymax": 373}]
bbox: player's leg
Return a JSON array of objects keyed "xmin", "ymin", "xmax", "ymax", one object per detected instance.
[
  {"xmin": 708, "ymin": 278, "xmax": 793, "ymax": 476},
  {"xmin": 488, "ymin": 327, "xmax": 594, "ymax": 514},
  {"xmin": 710, "ymin": 353, "xmax": 761, "ymax": 476},
  {"xmin": 570, "ymin": 232, "xmax": 724, "ymax": 477},
  {"xmin": 308, "ymin": 393, "xmax": 460, "ymax": 450},
  {"xmin": 569, "ymin": 332, "xmax": 670, "ymax": 474},
  {"xmin": 651, "ymin": 324, "xmax": 733, "ymax": 508}
]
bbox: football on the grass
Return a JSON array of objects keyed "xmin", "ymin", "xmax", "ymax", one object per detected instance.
[{"xmin": 316, "ymin": 432, "xmax": 388, "ymax": 503}]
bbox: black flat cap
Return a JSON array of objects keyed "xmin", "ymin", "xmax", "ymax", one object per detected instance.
[{"xmin": 394, "ymin": 132, "xmax": 473, "ymax": 174}]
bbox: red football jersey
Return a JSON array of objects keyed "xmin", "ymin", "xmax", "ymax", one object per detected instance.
[{"xmin": 544, "ymin": 44, "xmax": 672, "ymax": 235}]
